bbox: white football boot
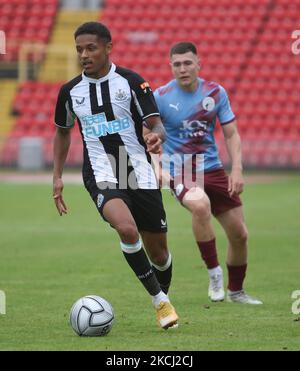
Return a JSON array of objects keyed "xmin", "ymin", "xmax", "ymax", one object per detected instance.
[
  {"xmin": 227, "ymin": 290, "xmax": 263, "ymax": 305},
  {"xmin": 208, "ymin": 269, "xmax": 225, "ymax": 302}
]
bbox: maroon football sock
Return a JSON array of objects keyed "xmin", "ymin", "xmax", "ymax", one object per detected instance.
[
  {"xmin": 197, "ymin": 238, "xmax": 219, "ymax": 269},
  {"xmin": 227, "ymin": 264, "xmax": 247, "ymax": 292}
]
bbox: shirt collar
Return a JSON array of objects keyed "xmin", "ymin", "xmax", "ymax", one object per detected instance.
[{"xmin": 82, "ymin": 63, "xmax": 116, "ymax": 83}]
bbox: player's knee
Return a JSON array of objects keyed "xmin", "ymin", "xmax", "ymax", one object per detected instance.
[
  {"xmin": 233, "ymin": 225, "xmax": 248, "ymax": 246},
  {"xmin": 240, "ymin": 228, "xmax": 248, "ymax": 245},
  {"xmin": 116, "ymin": 223, "xmax": 139, "ymax": 243},
  {"xmin": 192, "ymin": 200, "xmax": 211, "ymax": 221}
]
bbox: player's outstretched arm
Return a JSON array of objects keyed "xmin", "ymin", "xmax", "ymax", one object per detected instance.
[
  {"xmin": 143, "ymin": 116, "xmax": 166, "ymax": 154},
  {"xmin": 222, "ymin": 120, "xmax": 244, "ymax": 197},
  {"xmin": 53, "ymin": 127, "xmax": 71, "ymax": 216}
]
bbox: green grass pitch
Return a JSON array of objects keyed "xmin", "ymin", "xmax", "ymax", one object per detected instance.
[{"xmin": 0, "ymin": 174, "xmax": 300, "ymax": 350}]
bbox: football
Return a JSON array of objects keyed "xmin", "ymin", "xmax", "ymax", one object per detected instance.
[{"xmin": 70, "ymin": 295, "xmax": 114, "ymax": 337}]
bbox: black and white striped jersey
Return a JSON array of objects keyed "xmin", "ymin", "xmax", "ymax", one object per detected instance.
[{"xmin": 54, "ymin": 63, "xmax": 160, "ymax": 189}]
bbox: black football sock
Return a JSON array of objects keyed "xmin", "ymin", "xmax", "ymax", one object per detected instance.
[
  {"xmin": 152, "ymin": 254, "xmax": 172, "ymax": 294},
  {"xmin": 121, "ymin": 241, "xmax": 161, "ymax": 296}
]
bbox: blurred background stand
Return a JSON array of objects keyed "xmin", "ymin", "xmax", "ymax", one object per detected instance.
[
  {"xmin": 17, "ymin": 137, "xmax": 45, "ymax": 171},
  {"xmin": 62, "ymin": 0, "xmax": 102, "ymax": 10}
]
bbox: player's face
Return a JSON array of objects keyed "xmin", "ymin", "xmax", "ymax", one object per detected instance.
[
  {"xmin": 170, "ymin": 52, "xmax": 200, "ymax": 91},
  {"xmin": 75, "ymin": 34, "xmax": 112, "ymax": 78}
]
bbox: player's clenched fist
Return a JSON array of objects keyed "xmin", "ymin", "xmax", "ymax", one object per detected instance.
[{"xmin": 144, "ymin": 132, "xmax": 162, "ymax": 154}]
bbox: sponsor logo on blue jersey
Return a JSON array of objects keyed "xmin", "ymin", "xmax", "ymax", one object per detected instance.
[
  {"xmin": 81, "ymin": 113, "xmax": 130, "ymax": 137},
  {"xmin": 179, "ymin": 120, "xmax": 209, "ymax": 139}
]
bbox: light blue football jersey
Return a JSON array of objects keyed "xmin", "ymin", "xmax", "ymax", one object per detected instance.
[{"xmin": 154, "ymin": 78, "xmax": 235, "ymax": 175}]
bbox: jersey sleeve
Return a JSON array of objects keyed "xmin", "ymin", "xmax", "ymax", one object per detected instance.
[
  {"xmin": 54, "ymin": 85, "xmax": 76, "ymax": 129},
  {"xmin": 129, "ymin": 73, "xmax": 160, "ymax": 120},
  {"xmin": 217, "ymin": 85, "xmax": 235, "ymax": 125}
]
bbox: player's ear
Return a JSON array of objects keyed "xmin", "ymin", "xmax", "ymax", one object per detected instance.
[
  {"xmin": 197, "ymin": 58, "xmax": 201, "ymax": 71},
  {"xmin": 169, "ymin": 60, "xmax": 176, "ymax": 72},
  {"xmin": 105, "ymin": 41, "xmax": 113, "ymax": 55}
]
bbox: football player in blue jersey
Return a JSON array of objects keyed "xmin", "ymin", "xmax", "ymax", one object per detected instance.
[{"xmin": 150, "ymin": 42, "xmax": 262, "ymax": 304}]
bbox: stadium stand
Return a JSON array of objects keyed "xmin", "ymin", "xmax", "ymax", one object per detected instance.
[
  {"xmin": 100, "ymin": 0, "xmax": 300, "ymax": 168},
  {"xmin": 0, "ymin": 0, "xmax": 58, "ymax": 62},
  {"xmin": 2, "ymin": 81, "xmax": 82, "ymax": 166},
  {"xmin": 1, "ymin": 0, "xmax": 300, "ymax": 168},
  {"xmin": 39, "ymin": 9, "xmax": 99, "ymax": 81},
  {"xmin": 235, "ymin": 0, "xmax": 300, "ymax": 167},
  {"xmin": 0, "ymin": 3, "xmax": 98, "ymax": 166}
]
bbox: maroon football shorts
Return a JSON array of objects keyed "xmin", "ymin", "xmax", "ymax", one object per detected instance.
[{"xmin": 171, "ymin": 168, "xmax": 242, "ymax": 217}]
